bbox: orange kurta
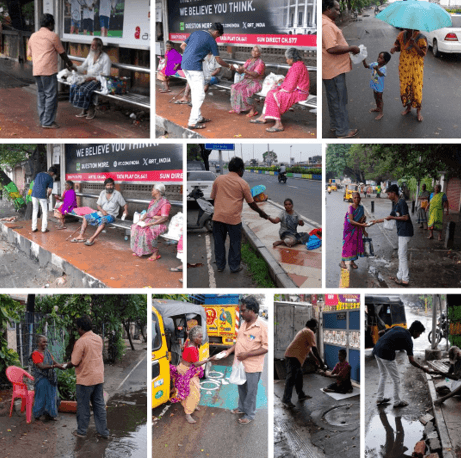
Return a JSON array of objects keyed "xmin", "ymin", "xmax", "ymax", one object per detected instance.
[{"xmin": 394, "ymin": 31, "xmax": 427, "ymax": 109}]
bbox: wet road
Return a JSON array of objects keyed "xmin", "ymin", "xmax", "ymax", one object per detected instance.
[
  {"xmin": 153, "ymin": 353, "xmax": 268, "ymax": 458},
  {"xmin": 365, "ymin": 349, "xmax": 432, "ymax": 458},
  {"xmin": 322, "ymin": 9, "xmax": 461, "ymax": 139}
]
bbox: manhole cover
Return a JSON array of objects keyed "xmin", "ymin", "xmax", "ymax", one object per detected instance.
[{"xmin": 323, "ymin": 404, "xmax": 359, "ymax": 426}]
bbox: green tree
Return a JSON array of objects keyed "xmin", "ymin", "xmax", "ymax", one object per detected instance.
[
  {"xmin": 347, "ymin": 144, "xmax": 394, "ymax": 183},
  {"xmin": 326, "ymin": 144, "xmax": 350, "ymax": 180}
]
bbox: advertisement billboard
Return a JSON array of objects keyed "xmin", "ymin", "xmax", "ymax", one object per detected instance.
[
  {"xmin": 62, "ymin": 0, "xmax": 150, "ymax": 50},
  {"xmin": 167, "ymin": 0, "xmax": 316, "ymax": 48},
  {"xmin": 65, "ymin": 143, "xmax": 182, "ymax": 182}
]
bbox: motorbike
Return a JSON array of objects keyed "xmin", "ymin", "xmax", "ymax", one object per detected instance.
[
  {"xmin": 278, "ymin": 172, "xmax": 287, "ymax": 184},
  {"xmin": 428, "ymin": 312, "xmax": 449, "ymax": 344},
  {"xmin": 187, "ymin": 187, "xmax": 214, "ymax": 232}
]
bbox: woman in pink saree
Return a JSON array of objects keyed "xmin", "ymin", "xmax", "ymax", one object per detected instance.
[
  {"xmin": 229, "ymin": 46, "xmax": 265, "ymax": 117},
  {"xmin": 340, "ymin": 192, "xmax": 369, "ymax": 270},
  {"xmin": 53, "ymin": 180, "xmax": 77, "ymax": 230},
  {"xmin": 130, "ymin": 184, "xmax": 171, "ymax": 261},
  {"xmin": 251, "ymin": 48, "xmax": 309, "ymax": 132}
]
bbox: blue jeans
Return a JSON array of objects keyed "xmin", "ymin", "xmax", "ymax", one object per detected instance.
[
  {"xmin": 76, "ymin": 383, "xmax": 110, "ymax": 437},
  {"xmin": 323, "ymin": 73, "xmax": 350, "ymax": 137},
  {"xmin": 35, "ymin": 74, "xmax": 58, "ymax": 127},
  {"xmin": 213, "ymin": 221, "xmax": 242, "ymax": 272}
]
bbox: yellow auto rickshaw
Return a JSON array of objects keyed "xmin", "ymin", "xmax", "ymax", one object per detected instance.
[
  {"xmin": 329, "ymin": 179, "xmax": 337, "ymax": 191},
  {"xmin": 343, "ymin": 183, "xmax": 359, "ymax": 202},
  {"xmin": 365, "ymin": 295, "xmax": 407, "ymax": 348},
  {"xmin": 152, "ymin": 299, "xmax": 210, "ymax": 409}
]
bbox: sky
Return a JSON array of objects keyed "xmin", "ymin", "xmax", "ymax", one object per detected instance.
[{"xmin": 207, "ymin": 143, "xmax": 322, "ymax": 164}]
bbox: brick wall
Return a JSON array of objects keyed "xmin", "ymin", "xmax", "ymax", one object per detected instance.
[{"xmin": 447, "ymin": 177, "xmax": 461, "ymax": 213}]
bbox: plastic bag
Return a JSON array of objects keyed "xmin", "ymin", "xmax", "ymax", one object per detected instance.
[
  {"xmin": 57, "ymin": 68, "xmax": 70, "ymax": 79},
  {"xmin": 259, "ymin": 73, "xmax": 285, "ymax": 97},
  {"xmin": 229, "ymin": 361, "xmax": 246, "ymax": 385},
  {"xmin": 350, "ymin": 44, "xmax": 368, "ymax": 64},
  {"xmin": 68, "ymin": 70, "xmax": 85, "ymax": 86},
  {"xmin": 98, "ymin": 74, "xmax": 109, "ymax": 95},
  {"xmin": 383, "ymin": 218, "xmax": 396, "ymax": 231}
]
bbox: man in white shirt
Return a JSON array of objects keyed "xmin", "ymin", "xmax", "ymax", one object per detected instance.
[
  {"xmin": 69, "ymin": 37, "xmax": 112, "ymax": 119},
  {"xmin": 82, "ymin": 0, "xmax": 95, "ymax": 35}
]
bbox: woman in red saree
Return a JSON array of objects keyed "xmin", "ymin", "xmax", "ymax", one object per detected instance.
[{"xmin": 251, "ymin": 48, "xmax": 309, "ymax": 132}]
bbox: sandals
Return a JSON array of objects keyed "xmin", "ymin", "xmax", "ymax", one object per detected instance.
[
  {"xmin": 266, "ymin": 127, "xmax": 284, "ymax": 133},
  {"xmin": 238, "ymin": 418, "xmax": 252, "ymax": 425},
  {"xmin": 393, "ymin": 400, "xmax": 409, "ymax": 408},
  {"xmin": 188, "ymin": 124, "xmax": 206, "ymax": 129},
  {"xmin": 56, "ymin": 226, "xmax": 67, "ymax": 230},
  {"xmin": 75, "ymin": 112, "xmax": 87, "ymax": 118},
  {"xmin": 246, "ymin": 111, "xmax": 258, "ymax": 118},
  {"xmin": 390, "ymin": 277, "xmax": 409, "ymax": 287},
  {"xmin": 229, "ymin": 109, "xmax": 236, "ymax": 113},
  {"xmin": 337, "ymin": 129, "xmax": 359, "ymax": 139},
  {"xmin": 84, "ymin": 240, "xmax": 95, "ymax": 246},
  {"xmin": 376, "ymin": 398, "xmax": 391, "ymax": 406},
  {"xmin": 198, "ymin": 118, "xmax": 211, "ymax": 123},
  {"xmin": 169, "ymin": 267, "xmax": 183, "ymax": 272},
  {"xmin": 350, "ymin": 262, "xmax": 358, "ymax": 270},
  {"xmin": 250, "ymin": 119, "xmax": 266, "ymax": 124},
  {"xmin": 231, "ymin": 408, "xmax": 245, "ymax": 415},
  {"xmin": 174, "ymin": 100, "xmax": 189, "ymax": 104},
  {"xmin": 148, "ymin": 254, "xmax": 161, "ymax": 261},
  {"xmin": 70, "ymin": 238, "xmax": 86, "ymax": 243}
]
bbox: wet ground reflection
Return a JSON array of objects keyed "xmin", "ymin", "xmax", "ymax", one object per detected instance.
[{"xmin": 365, "ymin": 408, "xmax": 424, "ymax": 458}]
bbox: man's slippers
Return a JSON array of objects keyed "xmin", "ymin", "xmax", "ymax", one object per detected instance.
[
  {"xmin": 70, "ymin": 238, "xmax": 86, "ymax": 243},
  {"xmin": 188, "ymin": 124, "xmax": 206, "ymax": 129}
]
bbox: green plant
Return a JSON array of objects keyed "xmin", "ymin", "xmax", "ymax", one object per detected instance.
[
  {"xmin": 241, "ymin": 242, "xmax": 276, "ymax": 288},
  {"xmin": 57, "ymin": 368, "xmax": 77, "ymax": 401},
  {"xmin": 0, "ymin": 295, "xmax": 23, "ymax": 377}
]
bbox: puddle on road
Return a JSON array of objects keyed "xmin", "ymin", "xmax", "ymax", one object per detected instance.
[
  {"xmin": 365, "ymin": 410, "xmax": 424, "ymax": 458},
  {"xmin": 70, "ymin": 390, "xmax": 147, "ymax": 458}
]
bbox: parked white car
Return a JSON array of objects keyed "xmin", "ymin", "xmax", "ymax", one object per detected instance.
[
  {"xmin": 187, "ymin": 170, "xmax": 216, "ymax": 201},
  {"xmin": 427, "ymin": 14, "xmax": 461, "ymax": 57}
]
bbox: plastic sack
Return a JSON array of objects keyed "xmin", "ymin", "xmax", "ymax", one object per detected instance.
[
  {"xmin": 306, "ymin": 234, "xmax": 321, "ymax": 250},
  {"xmin": 57, "ymin": 68, "xmax": 71, "ymax": 79},
  {"xmin": 68, "ymin": 70, "xmax": 85, "ymax": 85},
  {"xmin": 229, "ymin": 361, "xmax": 246, "ymax": 385},
  {"xmin": 234, "ymin": 71, "xmax": 245, "ymax": 84},
  {"xmin": 383, "ymin": 218, "xmax": 396, "ymax": 231},
  {"xmin": 259, "ymin": 73, "xmax": 285, "ymax": 97},
  {"xmin": 162, "ymin": 212, "xmax": 183, "ymax": 241},
  {"xmin": 350, "ymin": 44, "xmax": 368, "ymax": 64},
  {"xmin": 98, "ymin": 74, "xmax": 109, "ymax": 95},
  {"xmin": 104, "ymin": 76, "xmax": 129, "ymax": 95}
]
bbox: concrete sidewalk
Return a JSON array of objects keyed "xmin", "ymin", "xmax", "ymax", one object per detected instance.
[
  {"xmin": 155, "ymin": 80, "xmax": 317, "ymax": 139},
  {"xmin": 242, "ymin": 200, "xmax": 321, "ymax": 288},
  {"xmin": 0, "ymin": 85, "xmax": 149, "ymax": 139},
  {"xmin": 0, "ymin": 215, "xmax": 181, "ymax": 288},
  {"xmin": 342, "ymin": 197, "xmax": 461, "ymax": 288}
]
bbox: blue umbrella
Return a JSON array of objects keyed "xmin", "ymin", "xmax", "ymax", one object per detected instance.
[{"xmin": 376, "ymin": 0, "xmax": 452, "ymax": 32}]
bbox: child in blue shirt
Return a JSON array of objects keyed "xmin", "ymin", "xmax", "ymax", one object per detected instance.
[{"xmin": 362, "ymin": 51, "xmax": 391, "ymax": 120}]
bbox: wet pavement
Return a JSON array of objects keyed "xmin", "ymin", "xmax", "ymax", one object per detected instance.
[
  {"xmin": 0, "ymin": 340, "xmax": 147, "ymax": 457},
  {"xmin": 365, "ymin": 348, "xmax": 433, "ymax": 458},
  {"xmin": 242, "ymin": 200, "xmax": 322, "ymax": 288},
  {"xmin": 0, "ymin": 84, "xmax": 149, "ymax": 139},
  {"xmin": 322, "ymin": 9, "xmax": 461, "ymax": 139},
  {"xmin": 274, "ymin": 372, "xmax": 360, "ymax": 458},
  {"xmin": 152, "ymin": 353, "xmax": 268, "ymax": 458},
  {"xmin": 155, "ymin": 80, "xmax": 317, "ymax": 139},
  {"xmin": 1, "ymin": 215, "xmax": 182, "ymax": 288},
  {"xmin": 326, "ymin": 190, "xmax": 461, "ymax": 288}
]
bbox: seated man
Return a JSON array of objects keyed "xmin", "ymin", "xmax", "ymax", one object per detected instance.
[
  {"xmin": 71, "ymin": 177, "xmax": 127, "ymax": 246},
  {"xmin": 434, "ymin": 346, "xmax": 461, "ymax": 406},
  {"xmin": 176, "ymin": 53, "xmax": 221, "ymax": 104},
  {"xmin": 320, "ymin": 349, "xmax": 353, "ymax": 394},
  {"xmin": 69, "ymin": 37, "xmax": 112, "ymax": 120}
]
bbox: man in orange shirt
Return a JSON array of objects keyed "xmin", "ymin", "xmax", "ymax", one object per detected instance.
[
  {"xmin": 27, "ymin": 14, "xmax": 75, "ymax": 129},
  {"xmin": 224, "ymin": 296, "xmax": 268, "ymax": 424},
  {"xmin": 322, "ymin": 0, "xmax": 360, "ymax": 138},
  {"xmin": 210, "ymin": 157, "xmax": 269, "ymax": 273},
  {"xmin": 282, "ymin": 319, "xmax": 325, "ymax": 408},
  {"xmin": 67, "ymin": 316, "xmax": 109, "ymax": 439}
]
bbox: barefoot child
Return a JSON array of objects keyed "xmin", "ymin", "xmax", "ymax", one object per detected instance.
[{"xmin": 362, "ymin": 51, "xmax": 391, "ymax": 120}]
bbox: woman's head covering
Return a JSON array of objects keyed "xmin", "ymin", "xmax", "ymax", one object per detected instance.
[{"xmin": 154, "ymin": 183, "xmax": 166, "ymax": 196}]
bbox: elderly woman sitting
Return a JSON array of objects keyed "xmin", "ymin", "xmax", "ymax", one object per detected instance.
[
  {"xmin": 229, "ymin": 46, "xmax": 265, "ymax": 117},
  {"xmin": 130, "ymin": 184, "xmax": 171, "ymax": 261},
  {"xmin": 69, "ymin": 37, "xmax": 112, "ymax": 120},
  {"xmin": 251, "ymin": 48, "xmax": 310, "ymax": 132}
]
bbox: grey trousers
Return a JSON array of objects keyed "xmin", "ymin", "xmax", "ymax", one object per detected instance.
[
  {"xmin": 323, "ymin": 73, "xmax": 350, "ymax": 137},
  {"xmin": 76, "ymin": 383, "xmax": 110, "ymax": 437},
  {"xmin": 238, "ymin": 371, "xmax": 261, "ymax": 420},
  {"xmin": 35, "ymin": 74, "xmax": 58, "ymax": 127}
]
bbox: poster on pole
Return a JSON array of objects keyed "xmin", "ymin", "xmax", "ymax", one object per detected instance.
[
  {"xmin": 62, "ymin": 0, "xmax": 150, "ymax": 49},
  {"xmin": 167, "ymin": 0, "xmax": 317, "ymax": 48},
  {"xmin": 65, "ymin": 144, "xmax": 182, "ymax": 183}
]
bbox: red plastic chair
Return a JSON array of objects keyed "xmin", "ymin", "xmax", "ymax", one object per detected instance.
[{"xmin": 5, "ymin": 366, "xmax": 35, "ymax": 424}]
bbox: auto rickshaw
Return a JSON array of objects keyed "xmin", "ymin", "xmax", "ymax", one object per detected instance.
[
  {"xmin": 343, "ymin": 183, "xmax": 359, "ymax": 202},
  {"xmin": 152, "ymin": 299, "xmax": 210, "ymax": 409},
  {"xmin": 328, "ymin": 179, "xmax": 337, "ymax": 191},
  {"xmin": 365, "ymin": 295, "xmax": 407, "ymax": 348}
]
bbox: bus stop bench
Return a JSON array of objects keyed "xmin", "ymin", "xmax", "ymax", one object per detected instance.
[
  {"xmin": 58, "ymin": 78, "xmax": 150, "ymax": 110},
  {"xmin": 167, "ymin": 62, "xmax": 317, "ymax": 110}
]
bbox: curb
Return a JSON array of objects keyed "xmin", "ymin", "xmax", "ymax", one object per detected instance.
[
  {"xmin": 242, "ymin": 221, "xmax": 298, "ymax": 288},
  {"xmin": 0, "ymin": 222, "xmax": 106, "ymax": 288},
  {"xmin": 425, "ymin": 373, "xmax": 454, "ymax": 458},
  {"xmin": 156, "ymin": 115, "xmax": 205, "ymax": 139},
  {"xmin": 248, "ymin": 169, "xmax": 322, "ymax": 182}
]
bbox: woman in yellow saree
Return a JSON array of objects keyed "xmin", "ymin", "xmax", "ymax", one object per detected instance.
[{"xmin": 427, "ymin": 184, "xmax": 449, "ymax": 240}]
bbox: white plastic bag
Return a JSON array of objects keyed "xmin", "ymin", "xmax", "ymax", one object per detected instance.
[
  {"xmin": 98, "ymin": 74, "xmax": 109, "ymax": 95},
  {"xmin": 234, "ymin": 71, "xmax": 245, "ymax": 84},
  {"xmin": 57, "ymin": 68, "xmax": 70, "ymax": 79},
  {"xmin": 162, "ymin": 212, "xmax": 183, "ymax": 241},
  {"xmin": 68, "ymin": 70, "xmax": 86, "ymax": 85},
  {"xmin": 383, "ymin": 218, "xmax": 396, "ymax": 231},
  {"xmin": 229, "ymin": 361, "xmax": 246, "ymax": 385},
  {"xmin": 259, "ymin": 72, "xmax": 285, "ymax": 97},
  {"xmin": 350, "ymin": 44, "xmax": 368, "ymax": 64}
]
